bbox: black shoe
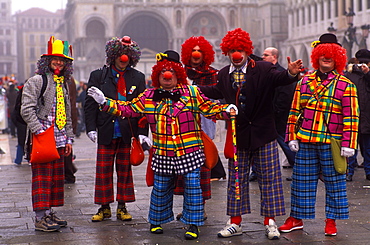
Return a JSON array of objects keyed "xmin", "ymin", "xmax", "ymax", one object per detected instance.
[
  {"xmin": 35, "ymin": 216, "xmax": 60, "ymax": 232},
  {"xmin": 286, "ymin": 177, "xmax": 293, "ymax": 181},
  {"xmin": 249, "ymin": 173, "xmax": 257, "ymax": 182},
  {"xmin": 346, "ymin": 175, "xmax": 353, "ymax": 182},
  {"xmin": 184, "ymin": 224, "xmax": 199, "ymax": 240},
  {"xmin": 366, "ymin": 175, "xmax": 370, "ymax": 180},
  {"xmin": 150, "ymin": 224, "xmax": 163, "ymax": 234}
]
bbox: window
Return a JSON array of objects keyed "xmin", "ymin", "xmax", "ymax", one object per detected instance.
[
  {"xmin": 6, "ymin": 41, "xmax": 10, "ymax": 55},
  {"xmin": 1, "ymin": 3, "xmax": 6, "ymax": 9},
  {"xmin": 302, "ymin": 7, "xmax": 305, "ymax": 25},
  {"xmin": 0, "ymin": 42, "xmax": 3, "ymax": 55},
  {"xmin": 30, "ymin": 47, "xmax": 35, "ymax": 59},
  {"xmin": 176, "ymin": 10, "xmax": 182, "ymax": 28},
  {"xmin": 328, "ymin": 0, "xmax": 331, "ymax": 19},
  {"xmin": 321, "ymin": 1, "xmax": 324, "ymax": 21},
  {"xmin": 358, "ymin": 0, "xmax": 362, "ymax": 11},
  {"xmin": 229, "ymin": 9, "xmax": 236, "ymax": 28},
  {"xmin": 314, "ymin": 4, "xmax": 318, "ymax": 22}
]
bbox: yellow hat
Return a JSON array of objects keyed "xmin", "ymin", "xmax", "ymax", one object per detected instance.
[{"xmin": 42, "ymin": 36, "xmax": 73, "ymax": 60}]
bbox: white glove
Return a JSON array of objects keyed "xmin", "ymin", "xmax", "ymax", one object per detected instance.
[
  {"xmin": 341, "ymin": 147, "xmax": 355, "ymax": 157},
  {"xmin": 226, "ymin": 104, "xmax": 238, "ymax": 115},
  {"xmin": 139, "ymin": 135, "xmax": 152, "ymax": 148},
  {"xmin": 87, "ymin": 131, "xmax": 97, "ymax": 143},
  {"xmin": 288, "ymin": 140, "xmax": 299, "ymax": 152},
  {"xmin": 87, "ymin": 86, "xmax": 106, "ymax": 105}
]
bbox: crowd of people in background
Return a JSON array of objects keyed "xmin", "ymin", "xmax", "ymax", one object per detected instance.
[{"xmin": 3, "ymin": 27, "xmax": 370, "ymax": 241}]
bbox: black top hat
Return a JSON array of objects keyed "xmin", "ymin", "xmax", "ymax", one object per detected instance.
[
  {"xmin": 316, "ymin": 33, "xmax": 342, "ymax": 47},
  {"xmin": 156, "ymin": 50, "xmax": 180, "ymax": 63},
  {"xmin": 355, "ymin": 49, "xmax": 370, "ymax": 63}
]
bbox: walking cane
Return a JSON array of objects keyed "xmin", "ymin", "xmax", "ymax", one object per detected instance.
[{"xmin": 229, "ymin": 108, "xmax": 240, "ymax": 200}]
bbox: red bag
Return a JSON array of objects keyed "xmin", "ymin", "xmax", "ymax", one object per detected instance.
[
  {"xmin": 146, "ymin": 148, "xmax": 154, "ymax": 187},
  {"xmin": 30, "ymin": 125, "xmax": 60, "ymax": 164},
  {"xmin": 201, "ymin": 130, "xmax": 218, "ymax": 169},
  {"xmin": 224, "ymin": 121, "xmax": 234, "ymax": 159},
  {"xmin": 130, "ymin": 137, "xmax": 145, "ymax": 166}
]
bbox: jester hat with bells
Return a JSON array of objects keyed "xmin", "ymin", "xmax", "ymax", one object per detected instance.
[
  {"xmin": 37, "ymin": 36, "xmax": 73, "ymax": 78},
  {"xmin": 105, "ymin": 36, "xmax": 141, "ymax": 67}
]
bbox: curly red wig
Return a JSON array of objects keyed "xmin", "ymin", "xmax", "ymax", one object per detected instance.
[
  {"xmin": 151, "ymin": 60, "xmax": 188, "ymax": 88},
  {"xmin": 311, "ymin": 43, "xmax": 347, "ymax": 73},
  {"xmin": 181, "ymin": 36, "xmax": 215, "ymax": 67},
  {"xmin": 220, "ymin": 28, "xmax": 254, "ymax": 56}
]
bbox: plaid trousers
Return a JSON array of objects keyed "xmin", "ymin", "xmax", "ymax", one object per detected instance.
[
  {"xmin": 290, "ymin": 142, "xmax": 349, "ymax": 220},
  {"xmin": 94, "ymin": 138, "xmax": 135, "ymax": 205},
  {"xmin": 32, "ymin": 148, "xmax": 65, "ymax": 211},
  {"xmin": 227, "ymin": 140, "xmax": 285, "ymax": 217},
  {"xmin": 149, "ymin": 167, "xmax": 204, "ymax": 226}
]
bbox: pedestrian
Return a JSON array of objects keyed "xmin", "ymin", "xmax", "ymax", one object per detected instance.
[
  {"xmin": 198, "ymin": 28, "xmax": 303, "ymax": 240},
  {"xmin": 20, "ymin": 36, "xmax": 75, "ymax": 232},
  {"xmin": 64, "ymin": 77, "xmax": 78, "ymax": 184},
  {"xmin": 84, "ymin": 36, "xmax": 149, "ymax": 222},
  {"xmin": 344, "ymin": 49, "xmax": 370, "ymax": 181},
  {"xmin": 6, "ymin": 83, "xmax": 17, "ymax": 137},
  {"xmin": 279, "ymin": 33, "xmax": 359, "ymax": 236},
  {"xmin": 87, "ymin": 50, "xmax": 237, "ymax": 240}
]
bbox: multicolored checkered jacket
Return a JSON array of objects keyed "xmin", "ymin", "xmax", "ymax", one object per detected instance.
[
  {"xmin": 286, "ymin": 70, "xmax": 359, "ymax": 149},
  {"xmin": 102, "ymin": 84, "xmax": 229, "ymax": 157}
]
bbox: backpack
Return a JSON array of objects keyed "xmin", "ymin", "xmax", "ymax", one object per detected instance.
[{"xmin": 12, "ymin": 74, "xmax": 47, "ymax": 126}]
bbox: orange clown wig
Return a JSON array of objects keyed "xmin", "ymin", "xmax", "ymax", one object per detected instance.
[
  {"xmin": 220, "ymin": 28, "xmax": 254, "ymax": 56},
  {"xmin": 181, "ymin": 36, "xmax": 215, "ymax": 67},
  {"xmin": 310, "ymin": 34, "xmax": 347, "ymax": 73},
  {"xmin": 151, "ymin": 51, "xmax": 187, "ymax": 88}
]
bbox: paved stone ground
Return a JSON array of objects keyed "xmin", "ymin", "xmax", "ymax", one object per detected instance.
[{"xmin": 1, "ymin": 122, "xmax": 370, "ymax": 244}]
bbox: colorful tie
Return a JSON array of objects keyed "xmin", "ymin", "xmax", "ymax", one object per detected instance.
[
  {"xmin": 54, "ymin": 75, "xmax": 66, "ymax": 130},
  {"xmin": 232, "ymin": 70, "xmax": 244, "ymax": 89}
]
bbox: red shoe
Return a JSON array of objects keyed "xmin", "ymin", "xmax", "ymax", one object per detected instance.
[
  {"xmin": 279, "ymin": 216, "xmax": 303, "ymax": 233},
  {"xmin": 325, "ymin": 219, "xmax": 337, "ymax": 236}
]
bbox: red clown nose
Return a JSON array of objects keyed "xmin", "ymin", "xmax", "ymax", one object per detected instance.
[
  {"xmin": 192, "ymin": 51, "xmax": 201, "ymax": 59},
  {"xmin": 232, "ymin": 52, "xmax": 243, "ymax": 61},
  {"xmin": 120, "ymin": 54, "xmax": 129, "ymax": 62},
  {"xmin": 163, "ymin": 71, "xmax": 173, "ymax": 79},
  {"xmin": 54, "ymin": 69, "xmax": 60, "ymax": 75}
]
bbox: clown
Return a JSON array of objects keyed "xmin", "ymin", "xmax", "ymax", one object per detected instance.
[
  {"xmin": 87, "ymin": 50, "xmax": 237, "ymax": 240},
  {"xmin": 21, "ymin": 36, "xmax": 74, "ymax": 232},
  {"xmin": 198, "ymin": 28, "xmax": 303, "ymax": 240},
  {"xmin": 280, "ymin": 33, "xmax": 359, "ymax": 236},
  {"xmin": 84, "ymin": 36, "xmax": 149, "ymax": 223}
]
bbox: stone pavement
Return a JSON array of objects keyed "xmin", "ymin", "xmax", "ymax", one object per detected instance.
[{"xmin": 1, "ymin": 123, "xmax": 370, "ymax": 244}]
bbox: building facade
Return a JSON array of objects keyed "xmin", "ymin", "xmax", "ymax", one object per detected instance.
[
  {"xmin": 0, "ymin": 0, "xmax": 17, "ymax": 80},
  {"xmin": 15, "ymin": 8, "xmax": 63, "ymax": 83}
]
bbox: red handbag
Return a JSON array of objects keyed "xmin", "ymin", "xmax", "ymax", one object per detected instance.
[
  {"xmin": 30, "ymin": 125, "xmax": 60, "ymax": 164},
  {"xmin": 201, "ymin": 130, "xmax": 218, "ymax": 169},
  {"xmin": 130, "ymin": 137, "xmax": 145, "ymax": 166}
]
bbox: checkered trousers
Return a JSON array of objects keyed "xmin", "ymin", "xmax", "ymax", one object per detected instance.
[
  {"xmin": 94, "ymin": 138, "xmax": 135, "ymax": 205},
  {"xmin": 149, "ymin": 167, "xmax": 204, "ymax": 226},
  {"xmin": 32, "ymin": 148, "xmax": 65, "ymax": 211},
  {"xmin": 290, "ymin": 142, "xmax": 349, "ymax": 220},
  {"xmin": 173, "ymin": 165, "xmax": 211, "ymax": 200},
  {"xmin": 227, "ymin": 140, "xmax": 285, "ymax": 217}
]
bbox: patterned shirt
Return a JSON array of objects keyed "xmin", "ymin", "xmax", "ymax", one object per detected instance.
[{"xmin": 286, "ymin": 70, "xmax": 359, "ymax": 149}]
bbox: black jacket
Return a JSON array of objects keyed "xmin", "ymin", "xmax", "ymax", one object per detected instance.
[
  {"xmin": 200, "ymin": 61, "xmax": 299, "ymax": 150},
  {"xmin": 84, "ymin": 66, "xmax": 148, "ymax": 145}
]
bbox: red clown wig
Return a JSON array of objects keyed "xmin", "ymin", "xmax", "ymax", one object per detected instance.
[
  {"xmin": 151, "ymin": 59, "xmax": 188, "ymax": 88},
  {"xmin": 311, "ymin": 43, "xmax": 347, "ymax": 73},
  {"xmin": 181, "ymin": 36, "xmax": 215, "ymax": 67},
  {"xmin": 220, "ymin": 28, "xmax": 254, "ymax": 56}
]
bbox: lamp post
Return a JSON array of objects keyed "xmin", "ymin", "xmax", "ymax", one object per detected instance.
[{"xmin": 344, "ymin": 8, "xmax": 356, "ymax": 58}]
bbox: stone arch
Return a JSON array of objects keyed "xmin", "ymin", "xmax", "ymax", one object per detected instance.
[
  {"xmin": 298, "ymin": 44, "xmax": 310, "ymax": 71},
  {"xmin": 79, "ymin": 17, "xmax": 107, "ymax": 61},
  {"xmin": 119, "ymin": 11, "xmax": 172, "ymax": 53},
  {"xmin": 85, "ymin": 19, "xmax": 106, "ymax": 38}
]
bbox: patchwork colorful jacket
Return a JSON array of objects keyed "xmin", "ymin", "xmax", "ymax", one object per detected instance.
[
  {"xmin": 102, "ymin": 84, "xmax": 229, "ymax": 157},
  {"xmin": 286, "ymin": 70, "xmax": 359, "ymax": 149}
]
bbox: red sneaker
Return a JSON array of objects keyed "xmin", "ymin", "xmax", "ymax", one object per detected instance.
[
  {"xmin": 325, "ymin": 219, "xmax": 337, "ymax": 236},
  {"xmin": 279, "ymin": 216, "xmax": 304, "ymax": 233}
]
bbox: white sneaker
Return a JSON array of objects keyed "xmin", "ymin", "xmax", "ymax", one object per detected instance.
[
  {"xmin": 217, "ymin": 223, "xmax": 242, "ymax": 238},
  {"xmin": 265, "ymin": 219, "xmax": 280, "ymax": 240}
]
